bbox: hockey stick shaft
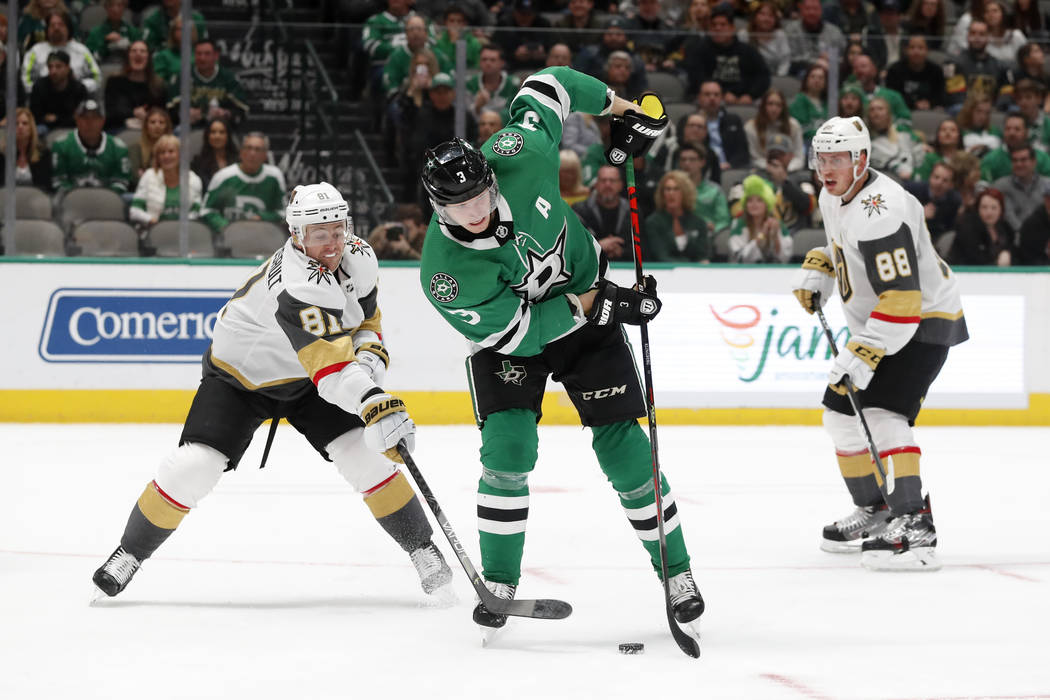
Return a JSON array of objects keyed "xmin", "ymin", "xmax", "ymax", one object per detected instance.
[
  {"xmin": 813, "ymin": 300, "xmax": 890, "ymax": 489},
  {"xmin": 625, "ymin": 159, "xmax": 700, "ymax": 658},
  {"xmin": 396, "ymin": 443, "xmax": 571, "ymax": 620}
]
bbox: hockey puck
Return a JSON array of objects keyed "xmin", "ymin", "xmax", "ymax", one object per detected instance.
[{"xmin": 618, "ymin": 642, "xmax": 645, "ymax": 655}]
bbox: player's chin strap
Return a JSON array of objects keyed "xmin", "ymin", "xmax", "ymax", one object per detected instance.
[{"xmin": 258, "ymin": 417, "xmax": 279, "ymax": 469}]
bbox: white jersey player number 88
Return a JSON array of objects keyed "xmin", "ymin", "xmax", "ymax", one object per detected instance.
[{"xmin": 794, "ymin": 116, "xmax": 968, "ymax": 571}]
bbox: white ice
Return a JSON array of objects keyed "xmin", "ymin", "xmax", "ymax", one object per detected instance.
[{"xmin": 2, "ymin": 423, "xmax": 1048, "ymax": 700}]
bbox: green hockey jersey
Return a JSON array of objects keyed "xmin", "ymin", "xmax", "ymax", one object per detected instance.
[
  {"xmin": 51, "ymin": 131, "xmax": 132, "ymax": 193},
  {"xmin": 201, "ymin": 163, "xmax": 287, "ymax": 232},
  {"xmin": 419, "ymin": 67, "xmax": 616, "ymax": 357}
]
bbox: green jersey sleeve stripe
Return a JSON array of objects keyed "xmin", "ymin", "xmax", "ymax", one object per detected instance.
[
  {"xmin": 478, "ymin": 298, "xmax": 530, "ymax": 353},
  {"xmin": 513, "ymin": 74, "xmax": 571, "ymax": 122}
]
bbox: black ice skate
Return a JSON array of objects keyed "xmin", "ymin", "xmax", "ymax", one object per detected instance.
[
  {"xmin": 821, "ymin": 502, "xmax": 893, "ymax": 553},
  {"xmin": 667, "ymin": 569, "xmax": 705, "ymax": 632},
  {"xmin": 409, "ymin": 541, "xmax": 453, "ymax": 596},
  {"xmin": 473, "ymin": 580, "xmax": 517, "ymax": 644},
  {"xmin": 92, "ymin": 546, "xmax": 141, "ymax": 599},
  {"xmin": 861, "ymin": 496, "xmax": 940, "ymax": 572}
]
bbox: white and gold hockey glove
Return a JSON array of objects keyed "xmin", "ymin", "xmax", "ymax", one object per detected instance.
[
  {"xmin": 791, "ymin": 248, "xmax": 836, "ymax": 314},
  {"xmin": 828, "ymin": 336, "xmax": 885, "ymax": 393},
  {"xmin": 360, "ymin": 390, "xmax": 415, "ymax": 463}
]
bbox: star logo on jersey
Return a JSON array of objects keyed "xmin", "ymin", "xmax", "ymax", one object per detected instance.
[
  {"xmin": 306, "ymin": 260, "xmax": 334, "ymax": 285},
  {"xmin": 861, "ymin": 193, "xmax": 887, "ymax": 218},
  {"xmin": 430, "ymin": 272, "xmax": 459, "ymax": 302},
  {"xmin": 510, "ymin": 225, "xmax": 572, "ymax": 302},
  {"xmin": 492, "ymin": 132, "xmax": 524, "ymax": 157},
  {"xmin": 495, "ymin": 360, "xmax": 527, "ymax": 385}
]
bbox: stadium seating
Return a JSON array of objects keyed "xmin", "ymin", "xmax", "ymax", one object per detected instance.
[
  {"xmin": 9, "ymin": 220, "xmax": 66, "ymax": 257},
  {"xmin": 71, "ymin": 220, "xmax": 140, "ymax": 257},
  {"xmin": 0, "ymin": 187, "xmax": 52, "ymax": 220},
  {"xmin": 147, "ymin": 221, "xmax": 217, "ymax": 258},
  {"xmin": 221, "ymin": 220, "xmax": 288, "ymax": 259}
]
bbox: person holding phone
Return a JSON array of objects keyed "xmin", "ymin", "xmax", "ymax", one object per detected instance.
[{"xmin": 367, "ymin": 203, "xmax": 427, "ymax": 259}]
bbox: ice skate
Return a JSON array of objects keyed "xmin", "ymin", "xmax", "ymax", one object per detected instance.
[
  {"xmin": 91, "ymin": 546, "xmax": 141, "ymax": 600},
  {"xmin": 409, "ymin": 541, "xmax": 455, "ymax": 603},
  {"xmin": 821, "ymin": 503, "xmax": 893, "ymax": 553},
  {"xmin": 473, "ymin": 580, "xmax": 517, "ymax": 646},
  {"xmin": 667, "ymin": 569, "xmax": 704, "ymax": 639},
  {"xmin": 861, "ymin": 497, "xmax": 940, "ymax": 572}
]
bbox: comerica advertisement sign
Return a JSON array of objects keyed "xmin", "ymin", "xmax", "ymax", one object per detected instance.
[
  {"xmin": 631, "ymin": 292, "xmax": 1025, "ymax": 409},
  {"xmin": 39, "ymin": 289, "xmax": 232, "ymax": 363}
]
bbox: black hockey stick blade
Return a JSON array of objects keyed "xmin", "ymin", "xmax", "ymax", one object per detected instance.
[
  {"xmin": 665, "ymin": 599, "xmax": 701, "ymax": 658},
  {"xmin": 397, "ymin": 443, "xmax": 572, "ymax": 621}
]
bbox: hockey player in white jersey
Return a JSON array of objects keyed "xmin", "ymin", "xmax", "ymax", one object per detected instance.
[
  {"xmin": 93, "ymin": 182, "xmax": 453, "ymax": 599},
  {"xmin": 792, "ymin": 117, "xmax": 968, "ymax": 571}
]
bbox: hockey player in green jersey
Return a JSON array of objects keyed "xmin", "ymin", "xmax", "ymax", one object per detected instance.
[{"xmin": 419, "ymin": 66, "xmax": 704, "ymax": 640}]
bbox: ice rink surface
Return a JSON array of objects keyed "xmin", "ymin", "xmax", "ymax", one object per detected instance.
[{"xmin": 2, "ymin": 423, "xmax": 1048, "ymax": 700}]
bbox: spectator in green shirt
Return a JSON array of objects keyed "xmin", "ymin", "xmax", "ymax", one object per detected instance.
[
  {"xmin": 980, "ymin": 113, "xmax": 1050, "ymax": 181},
  {"xmin": 675, "ymin": 143, "xmax": 730, "ymax": 237},
  {"xmin": 84, "ymin": 0, "xmax": 142, "ymax": 63},
  {"xmin": 51, "ymin": 98, "xmax": 131, "ymax": 194},
  {"xmin": 644, "ymin": 170, "xmax": 712, "ymax": 263},
  {"xmin": 142, "ymin": 0, "xmax": 207, "ymax": 52},
  {"xmin": 433, "ymin": 5, "xmax": 481, "ymax": 71}
]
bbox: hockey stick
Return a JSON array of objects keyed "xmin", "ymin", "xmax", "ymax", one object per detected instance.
[
  {"xmin": 625, "ymin": 156, "xmax": 701, "ymax": 659},
  {"xmin": 813, "ymin": 298, "xmax": 890, "ymax": 490},
  {"xmin": 396, "ymin": 442, "xmax": 572, "ymax": 621}
]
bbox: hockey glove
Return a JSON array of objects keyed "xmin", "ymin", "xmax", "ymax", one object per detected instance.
[
  {"xmin": 828, "ymin": 336, "xmax": 885, "ymax": 393},
  {"xmin": 587, "ymin": 276, "xmax": 662, "ymax": 327},
  {"xmin": 361, "ymin": 391, "xmax": 416, "ymax": 463},
  {"xmin": 355, "ymin": 341, "xmax": 389, "ymax": 387},
  {"xmin": 605, "ymin": 93, "xmax": 669, "ymax": 166},
  {"xmin": 791, "ymin": 248, "xmax": 836, "ymax": 314}
]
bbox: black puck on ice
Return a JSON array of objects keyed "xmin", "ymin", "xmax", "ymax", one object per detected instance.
[{"xmin": 618, "ymin": 642, "xmax": 645, "ymax": 655}]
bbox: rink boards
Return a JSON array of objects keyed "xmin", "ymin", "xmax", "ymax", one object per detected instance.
[{"xmin": 1, "ymin": 259, "xmax": 1047, "ymax": 425}]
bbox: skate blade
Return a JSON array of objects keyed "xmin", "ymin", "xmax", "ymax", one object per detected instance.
[
  {"xmin": 89, "ymin": 586, "xmax": 110, "ymax": 606},
  {"xmin": 861, "ymin": 547, "xmax": 941, "ymax": 572},
  {"xmin": 821, "ymin": 538, "xmax": 864, "ymax": 553},
  {"xmin": 479, "ymin": 624, "xmax": 505, "ymax": 647}
]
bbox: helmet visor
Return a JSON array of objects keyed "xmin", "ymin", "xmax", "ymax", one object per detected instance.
[
  {"xmin": 301, "ymin": 221, "xmax": 348, "ymax": 247},
  {"xmin": 810, "ymin": 151, "xmax": 855, "ymax": 179},
  {"xmin": 433, "ymin": 180, "xmax": 500, "ymax": 228}
]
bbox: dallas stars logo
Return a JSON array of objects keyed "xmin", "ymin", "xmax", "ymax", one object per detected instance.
[
  {"xmin": 510, "ymin": 226, "xmax": 572, "ymax": 302},
  {"xmin": 495, "ymin": 360, "xmax": 526, "ymax": 385},
  {"xmin": 306, "ymin": 260, "xmax": 334, "ymax": 285},
  {"xmin": 492, "ymin": 131, "xmax": 524, "ymax": 157},
  {"xmin": 861, "ymin": 193, "xmax": 887, "ymax": 217}
]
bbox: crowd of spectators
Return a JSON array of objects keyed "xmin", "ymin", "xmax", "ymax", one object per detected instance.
[
  {"xmin": 1, "ymin": 0, "xmax": 285, "ymax": 256},
  {"xmin": 356, "ymin": 0, "xmax": 1050, "ymax": 265},
  {"xmin": 4, "ymin": 0, "xmax": 1050, "ymax": 265}
]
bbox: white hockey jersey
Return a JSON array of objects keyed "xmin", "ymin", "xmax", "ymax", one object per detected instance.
[
  {"xmin": 206, "ymin": 235, "xmax": 383, "ymax": 400},
  {"xmin": 817, "ymin": 169, "xmax": 968, "ymax": 354}
]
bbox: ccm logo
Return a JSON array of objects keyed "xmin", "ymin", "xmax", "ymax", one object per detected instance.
[{"xmin": 581, "ymin": 385, "xmax": 627, "ymax": 400}]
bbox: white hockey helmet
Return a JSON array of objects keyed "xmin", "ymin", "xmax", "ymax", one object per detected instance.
[
  {"xmin": 285, "ymin": 182, "xmax": 353, "ymax": 246},
  {"xmin": 810, "ymin": 116, "xmax": 871, "ymax": 182}
]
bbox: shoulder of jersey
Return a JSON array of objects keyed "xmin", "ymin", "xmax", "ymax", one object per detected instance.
[
  {"xmin": 340, "ymin": 235, "xmax": 379, "ymax": 290},
  {"xmin": 850, "ymin": 174, "xmax": 911, "ymax": 239},
  {"xmin": 281, "ymin": 244, "xmax": 350, "ymax": 308}
]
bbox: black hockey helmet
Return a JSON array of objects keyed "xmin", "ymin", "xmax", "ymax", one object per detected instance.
[{"xmin": 421, "ymin": 137, "xmax": 495, "ymax": 206}]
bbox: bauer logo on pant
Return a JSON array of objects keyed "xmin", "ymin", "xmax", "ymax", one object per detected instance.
[{"xmin": 430, "ymin": 273, "xmax": 459, "ymax": 303}]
